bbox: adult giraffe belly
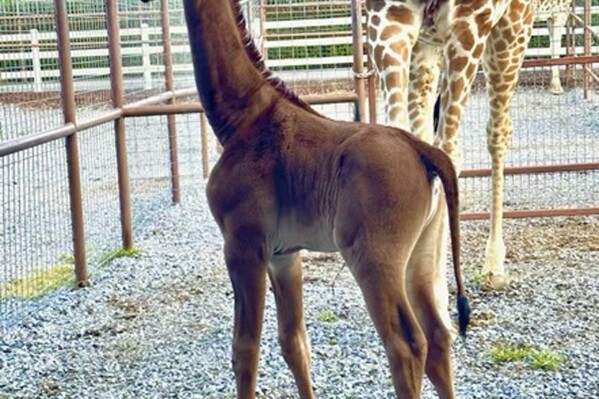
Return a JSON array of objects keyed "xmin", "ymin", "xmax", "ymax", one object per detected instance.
[
  {"xmin": 418, "ymin": 0, "xmax": 452, "ymax": 47},
  {"xmin": 417, "ymin": 0, "xmax": 511, "ymax": 47}
]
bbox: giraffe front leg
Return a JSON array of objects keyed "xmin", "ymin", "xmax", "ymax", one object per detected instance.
[
  {"xmin": 547, "ymin": 13, "xmax": 567, "ymax": 95},
  {"xmin": 481, "ymin": 1, "xmax": 534, "ymax": 289},
  {"xmin": 481, "ymin": 117, "xmax": 510, "ymax": 288},
  {"xmin": 437, "ymin": 33, "xmax": 488, "ymax": 174}
]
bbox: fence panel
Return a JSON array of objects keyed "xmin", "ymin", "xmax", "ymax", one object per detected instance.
[
  {"xmin": 1, "ymin": 0, "xmax": 598, "ymax": 334},
  {"xmin": 1, "ymin": 3, "xmax": 596, "ymax": 91}
]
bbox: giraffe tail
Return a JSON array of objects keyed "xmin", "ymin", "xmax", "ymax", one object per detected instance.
[
  {"xmin": 404, "ymin": 134, "xmax": 471, "ymax": 337},
  {"xmin": 433, "ymin": 94, "xmax": 441, "ymax": 133}
]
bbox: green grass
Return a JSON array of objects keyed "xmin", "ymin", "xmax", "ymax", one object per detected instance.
[
  {"xmin": 58, "ymin": 253, "xmax": 75, "ymax": 265},
  {"xmin": 316, "ymin": 308, "xmax": 338, "ymax": 323},
  {"xmin": 490, "ymin": 343, "xmax": 532, "ymax": 363},
  {"xmin": 490, "ymin": 342, "xmax": 566, "ymax": 371},
  {"xmin": 529, "ymin": 350, "xmax": 566, "ymax": 371},
  {"xmin": 99, "ymin": 247, "xmax": 142, "ymax": 265},
  {"xmin": 0, "ymin": 264, "xmax": 74, "ymax": 300},
  {"xmin": 470, "ymin": 271, "xmax": 484, "ymax": 286}
]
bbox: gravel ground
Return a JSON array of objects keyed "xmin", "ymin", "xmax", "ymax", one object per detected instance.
[
  {"xmin": 1, "ymin": 85, "xmax": 598, "ymax": 397},
  {"xmin": 1, "ymin": 176, "xmax": 597, "ymax": 398}
]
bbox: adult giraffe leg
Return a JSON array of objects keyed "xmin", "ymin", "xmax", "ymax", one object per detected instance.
[
  {"xmin": 481, "ymin": 2, "xmax": 535, "ymax": 288},
  {"xmin": 224, "ymin": 234, "xmax": 269, "ymax": 399},
  {"xmin": 547, "ymin": 12, "xmax": 567, "ymax": 94},
  {"xmin": 408, "ymin": 40, "xmax": 442, "ymax": 144},
  {"xmin": 366, "ymin": 1, "xmax": 423, "ymax": 130},
  {"xmin": 268, "ymin": 253, "xmax": 314, "ymax": 399},
  {"xmin": 406, "ymin": 192, "xmax": 456, "ymax": 399},
  {"xmin": 436, "ymin": 8, "xmax": 493, "ymax": 173}
]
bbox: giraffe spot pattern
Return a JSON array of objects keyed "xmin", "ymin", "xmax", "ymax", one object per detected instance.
[{"xmin": 387, "ymin": 5, "xmax": 415, "ymax": 25}]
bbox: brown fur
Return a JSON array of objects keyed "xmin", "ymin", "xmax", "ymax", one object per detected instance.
[{"xmin": 141, "ymin": 1, "xmax": 469, "ymax": 398}]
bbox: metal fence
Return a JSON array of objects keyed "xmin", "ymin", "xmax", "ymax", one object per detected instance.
[
  {"xmin": 1, "ymin": 2, "xmax": 597, "ymax": 93},
  {"xmin": 0, "ymin": 0, "xmax": 598, "ymax": 332}
]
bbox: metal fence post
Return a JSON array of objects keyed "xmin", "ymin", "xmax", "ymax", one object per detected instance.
[
  {"xmin": 54, "ymin": 0, "xmax": 87, "ymax": 287},
  {"xmin": 583, "ymin": 0, "xmax": 591, "ymax": 99},
  {"xmin": 565, "ymin": 2, "xmax": 574, "ymax": 87},
  {"xmin": 106, "ymin": 0, "xmax": 133, "ymax": 249},
  {"xmin": 259, "ymin": 0, "xmax": 267, "ymax": 60},
  {"xmin": 351, "ymin": 0, "xmax": 367, "ymax": 122},
  {"xmin": 30, "ymin": 29, "xmax": 42, "ymax": 92},
  {"xmin": 366, "ymin": 52, "xmax": 377, "ymax": 124},
  {"xmin": 161, "ymin": 0, "xmax": 180, "ymax": 203},
  {"xmin": 200, "ymin": 113, "xmax": 210, "ymax": 179},
  {"xmin": 141, "ymin": 23, "xmax": 153, "ymax": 90}
]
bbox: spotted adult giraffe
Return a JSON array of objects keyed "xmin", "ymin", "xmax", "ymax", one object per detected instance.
[
  {"xmin": 537, "ymin": 0, "xmax": 573, "ymax": 94},
  {"xmin": 366, "ymin": 0, "xmax": 571, "ymax": 288}
]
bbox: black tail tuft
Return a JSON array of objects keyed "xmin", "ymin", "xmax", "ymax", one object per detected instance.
[
  {"xmin": 457, "ymin": 295, "xmax": 471, "ymax": 337},
  {"xmin": 433, "ymin": 94, "xmax": 441, "ymax": 132}
]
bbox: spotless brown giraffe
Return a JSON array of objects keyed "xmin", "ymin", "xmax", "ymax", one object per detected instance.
[
  {"xmin": 366, "ymin": 0, "xmax": 568, "ymax": 288},
  {"xmin": 141, "ymin": 0, "xmax": 469, "ymax": 398}
]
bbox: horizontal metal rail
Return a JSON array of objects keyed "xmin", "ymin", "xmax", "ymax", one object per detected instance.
[
  {"xmin": 262, "ymin": 1, "xmax": 351, "ymax": 7},
  {"xmin": 0, "ymin": 110, "xmax": 123, "ymax": 157},
  {"xmin": 0, "ymin": 91, "xmax": 358, "ymax": 156},
  {"xmin": 521, "ymin": 54, "xmax": 599, "ymax": 68},
  {"xmin": 462, "ymin": 207, "xmax": 599, "ymax": 220},
  {"xmin": 461, "ymin": 162, "xmax": 599, "ymax": 178},
  {"xmin": 123, "ymin": 91, "xmax": 359, "ymax": 117},
  {"xmin": 0, "ymin": 123, "xmax": 76, "ymax": 157},
  {"xmin": 124, "ymin": 102, "xmax": 203, "ymax": 117}
]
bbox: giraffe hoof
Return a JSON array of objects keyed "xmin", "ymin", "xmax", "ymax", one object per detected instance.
[
  {"xmin": 481, "ymin": 273, "xmax": 511, "ymax": 291},
  {"xmin": 550, "ymin": 83, "xmax": 564, "ymax": 95}
]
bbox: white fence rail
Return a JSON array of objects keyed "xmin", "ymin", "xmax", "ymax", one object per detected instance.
[{"xmin": 1, "ymin": 7, "xmax": 597, "ymax": 91}]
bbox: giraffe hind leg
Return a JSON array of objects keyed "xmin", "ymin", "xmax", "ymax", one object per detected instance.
[
  {"xmin": 408, "ymin": 40, "xmax": 442, "ymax": 144},
  {"xmin": 406, "ymin": 192, "xmax": 457, "ymax": 399}
]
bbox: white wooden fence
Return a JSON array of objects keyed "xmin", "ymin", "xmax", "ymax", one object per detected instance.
[{"xmin": 0, "ymin": 7, "xmax": 597, "ymax": 92}]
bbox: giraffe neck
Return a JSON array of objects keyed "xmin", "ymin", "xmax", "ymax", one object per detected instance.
[{"xmin": 183, "ymin": 0, "xmax": 275, "ymax": 144}]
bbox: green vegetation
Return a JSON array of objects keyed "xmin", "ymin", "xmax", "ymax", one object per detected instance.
[
  {"xmin": 98, "ymin": 247, "xmax": 142, "ymax": 265},
  {"xmin": 269, "ymin": 43, "xmax": 352, "ymax": 61},
  {"xmin": 470, "ymin": 271, "xmax": 484, "ymax": 286},
  {"xmin": 490, "ymin": 342, "xmax": 566, "ymax": 371},
  {"xmin": 0, "ymin": 264, "xmax": 74, "ymax": 300},
  {"xmin": 58, "ymin": 253, "xmax": 75, "ymax": 265},
  {"xmin": 490, "ymin": 343, "xmax": 532, "ymax": 363},
  {"xmin": 316, "ymin": 308, "xmax": 338, "ymax": 323},
  {"xmin": 529, "ymin": 350, "xmax": 566, "ymax": 371}
]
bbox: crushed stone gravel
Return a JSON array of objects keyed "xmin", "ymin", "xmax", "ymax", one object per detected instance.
[{"xmin": 1, "ymin": 180, "xmax": 597, "ymax": 399}]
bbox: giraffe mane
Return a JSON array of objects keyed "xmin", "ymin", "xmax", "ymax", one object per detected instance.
[{"xmin": 231, "ymin": 0, "xmax": 322, "ymax": 117}]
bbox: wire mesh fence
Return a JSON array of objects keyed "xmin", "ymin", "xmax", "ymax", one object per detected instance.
[
  {"xmin": 78, "ymin": 123, "xmax": 122, "ymax": 267},
  {"xmin": 0, "ymin": 0, "xmax": 597, "ymax": 333},
  {"xmin": 1, "ymin": 141, "xmax": 73, "ymax": 331}
]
